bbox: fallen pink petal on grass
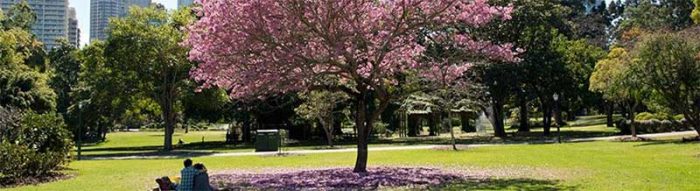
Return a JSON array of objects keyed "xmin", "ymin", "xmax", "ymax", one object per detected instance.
[{"xmin": 210, "ymin": 167, "xmax": 465, "ymax": 190}]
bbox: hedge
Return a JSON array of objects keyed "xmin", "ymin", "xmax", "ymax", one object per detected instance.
[{"xmin": 616, "ymin": 119, "xmax": 694, "ymax": 135}]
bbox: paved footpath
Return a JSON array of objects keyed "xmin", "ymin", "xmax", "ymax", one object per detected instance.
[{"xmin": 84, "ymin": 130, "xmax": 697, "ymax": 160}]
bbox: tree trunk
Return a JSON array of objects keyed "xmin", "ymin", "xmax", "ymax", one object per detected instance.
[
  {"xmin": 543, "ymin": 106, "xmax": 551, "ymax": 136},
  {"xmin": 460, "ymin": 112, "xmax": 475, "ymax": 133},
  {"xmin": 408, "ymin": 115, "xmax": 419, "ymax": 136},
  {"xmin": 488, "ymin": 102, "xmax": 506, "ymax": 138},
  {"xmin": 352, "ymin": 89, "xmax": 390, "ymax": 173},
  {"xmin": 606, "ymin": 102, "xmax": 614, "ymax": 127},
  {"xmin": 629, "ymin": 102, "xmax": 638, "ymax": 138},
  {"xmin": 566, "ymin": 108, "xmax": 576, "ymax": 121},
  {"xmin": 518, "ymin": 98, "xmax": 530, "ymax": 132},
  {"xmin": 162, "ymin": 100, "xmax": 175, "ymax": 151},
  {"xmin": 242, "ymin": 116, "xmax": 251, "ymax": 143},
  {"xmin": 99, "ymin": 122, "xmax": 107, "ymax": 142},
  {"xmin": 353, "ymin": 98, "xmax": 369, "ymax": 173},
  {"xmin": 446, "ymin": 111, "xmax": 457, "ymax": 150},
  {"xmin": 319, "ymin": 117, "xmax": 334, "ymax": 148},
  {"xmin": 428, "ymin": 114, "xmax": 437, "ymax": 136}
]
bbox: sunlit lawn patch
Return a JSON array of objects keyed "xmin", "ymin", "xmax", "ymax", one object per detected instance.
[{"xmin": 6, "ymin": 139, "xmax": 699, "ymax": 191}]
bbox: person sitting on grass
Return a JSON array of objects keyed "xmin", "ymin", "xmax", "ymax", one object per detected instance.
[
  {"xmin": 155, "ymin": 176, "xmax": 177, "ymax": 191},
  {"xmin": 192, "ymin": 163, "xmax": 214, "ymax": 191},
  {"xmin": 178, "ymin": 158, "xmax": 198, "ymax": 191}
]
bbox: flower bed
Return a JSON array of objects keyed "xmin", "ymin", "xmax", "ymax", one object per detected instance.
[{"xmin": 210, "ymin": 167, "xmax": 465, "ymax": 190}]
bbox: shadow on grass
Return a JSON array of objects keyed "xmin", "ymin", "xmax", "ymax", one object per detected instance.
[
  {"xmin": 82, "ymin": 141, "xmax": 251, "ymax": 152},
  {"xmin": 82, "ymin": 150, "xmax": 219, "ymax": 159},
  {"xmin": 507, "ymin": 130, "xmax": 618, "ymax": 142},
  {"xmin": 78, "ymin": 126, "xmax": 621, "ymax": 159},
  {"xmin": 565, "ymin": 115, "xmax": 624, "ymax": 128},
  {"xmin": 633, "ymin": 139, "xmax": 700, "ymax": 147},
  {"xmin": 81, "ymin": 141, "xmax": 254, "ymax": 159},
  {"xmin": 432, "ymin": 178, "xmax": 578, "ymax": 191}
]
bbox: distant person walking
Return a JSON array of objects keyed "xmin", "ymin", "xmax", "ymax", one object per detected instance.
[
  {"xmin": 192, "ymin": 163, "xmax": 214, "ymax": 191},
  {"xmin": 177, "ymin": 159, "xmax": 198, "ymax": 191}
]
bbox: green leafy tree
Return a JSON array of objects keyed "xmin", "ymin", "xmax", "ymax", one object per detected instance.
[
  {"xmin": 0, "ymin": 3, "xmax": 54, "ymax": 113},
  {"xmin": 467, "ymin": 63, "xmax": 519, "ymax": 137},
  {"xmin": 1, "ymin": 0, "xmax": 35, "ymax": 31},
  {"xmin": 104, "ymin": 6, "xmax": 194, "ymax": 150},
  {"xmin": 0, "ymin": 28, "xmax": 55, "ymax": 112},
  {"xmin": 0, "ymin": 1, "xmax": 47, "ymax": 71},
  {"xmin": 295, "ymin": 90, "xmax": 348, "ymax": 147},
  {"xmin": 590, "ymin": 47, "xmax": 647, "ymax": 137},
  {"xmin": 71, "ymin": 41, "xmax": 131, "ymax": 141},
  {"xmin": 561, "ymin": 0, "xmax": 611, "ymax": 48},
  {"xmin": 635, "ymin": 33, "xmax": 700, "ymax": 137},
  {"xmin": 182, "ymin": 87, "xmax": 229, "ymax": 125},
  {"xmin": 48, "ymin": 39, "xmax": 80, "ymax": 115},
  {"xmin": 553, "ymin": 36, "xmax": 606, "ymax": 122},
  {"xmin": 480, "ymin": 0, "xmax": 572, "ymax": 135},
  {"xmin": 618, "ymin": 0, "xmax": 694, "ymax": 34}
]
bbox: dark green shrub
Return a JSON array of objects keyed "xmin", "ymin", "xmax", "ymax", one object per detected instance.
[
  {"xmin": 635, "ymin": 112, "xmax": 673, "ymax": 121},
  {"xmin": 19, "ymin": 112, "xmax": 73, "ymax": 154},
  {"xmin": 0, "ymin": 143, "xmax": 68, "ymax": 183},
  {"xmin": 0, "ymin": 143, "xmax": 34, "ymax": 181},
  {"xmin": 0, "ymin": 106, "xmax": 23, "ymax": 143},
  {"xmin": 0, "ymin": 108, "xmax": 72, "ymax": 185},
  {"xmin": 618, "ymin": 119, "xmax": 693, "ymax": 135},
  {"xmin": 635, "ymin": 112, "xmax": 655, "ymax": 121},
  {"xmin": 451, "ymin": 117, "xmax": 461, "ymax": 127}
]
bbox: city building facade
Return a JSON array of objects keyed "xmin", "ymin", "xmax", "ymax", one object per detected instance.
[
  {"xmin": 90, "ymin": 0, "xmax": 151, "ymax": 42},
  {"xmin": 1, "ymin": 0, "xmax": 73, "ymax": 50},
  {"xmin": 178, "ymin": 0, "xmax": 193, "ymax": 8},
  {"xmin": 68, "ymin": 7, "xmax": 79, "ymax": 47}
]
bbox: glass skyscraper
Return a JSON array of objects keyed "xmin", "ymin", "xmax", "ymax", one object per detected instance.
[
  {"xmin": 1, "ymin": 0, "xmax": 75, "ymax": 50},
  {"xmin": 68, "ymin": 7, "xmax": 79, "ymax": 47},
  {"xmin": 178, "ymin": 0, "xmax": 193, "ymax": 8},
  {"xmin": 89, "ymin": 0, "xmax": 151, "ymax": 42}
]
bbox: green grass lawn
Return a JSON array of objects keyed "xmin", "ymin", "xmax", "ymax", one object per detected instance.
[
  {"xmin": 7, "ymin": 140, "xmax": 699, "ymax": 190},
  {"xmin": 12, "ymin": 115, "xmax": 695, "ymax": 190},
  {"xmin": 79, "ymin": 115, "xmax": 623, "ymax": 159}
]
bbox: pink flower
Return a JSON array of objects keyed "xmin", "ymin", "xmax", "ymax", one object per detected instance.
[{"xmin": 185, "ymin": 0, "xmax": 517, "ymax": 99}]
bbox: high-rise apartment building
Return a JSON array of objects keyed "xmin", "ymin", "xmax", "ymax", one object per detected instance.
[
  {"xmin": 90, "ymin": 0, "xmax": 151, "ymax": 42},
  {"xmin": 178, "ymin": 0, "xmax": 193, "ymax": 8},
  {"xmin": 68, "ymin": 7, "xmax": 79, "ymax": 47},
  {"xmin": 1, "ymin": 0, "xmax": 73, "ymax": 50}
]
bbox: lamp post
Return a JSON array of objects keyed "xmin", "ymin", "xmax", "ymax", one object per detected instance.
[
  {"xmin": 77, "ymin": 102, "xmax": 83, "ymax": 160},
  {"xmin": 553, "ymin": 93, "xmax": 561, "ymax": 143}
]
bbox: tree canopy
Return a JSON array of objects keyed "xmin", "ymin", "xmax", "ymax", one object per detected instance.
[
  {"xmin": 634, "ymin": 33, "xmax": 700, "ymax": 136},
  {"xmin": 0, "ymin": 8, "xmax": 55, "ymax": 112},
  {"xmin": 104, "ymin": 6, "xmax": 194, "ymax": 150},
  {"xmin": 186, "ymin": 0, "xmax": 517, "ymax": 172}
]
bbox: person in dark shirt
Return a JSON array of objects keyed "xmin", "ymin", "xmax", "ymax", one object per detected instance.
[{"xmin": 192, "ymin": 163, "xmax": 213, "ymax": 191}]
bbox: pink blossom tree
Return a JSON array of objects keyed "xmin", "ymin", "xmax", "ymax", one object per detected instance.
[{"xmin": 186, "ymin": 0, "xmax": 516, "ymax": 172}]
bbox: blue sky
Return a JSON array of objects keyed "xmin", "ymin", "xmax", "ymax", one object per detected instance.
[{"xmin": 68, "ymin": 0, "xmax": 178, "ymax": 47}]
